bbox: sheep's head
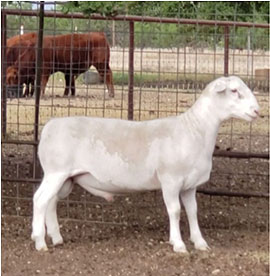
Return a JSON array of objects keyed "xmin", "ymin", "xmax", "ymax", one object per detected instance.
[
  {"xmin": 6, "ymin": 66, "xmax": 19, "ymax": 85},
  {"xmin": 206, "ymin": 76, "xmax": 260, "ymax": 122}
]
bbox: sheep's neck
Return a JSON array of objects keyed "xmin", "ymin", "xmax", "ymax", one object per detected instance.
[{"xmin": 182, "ymin": 95, "xmax": 222, "ymax": 155}]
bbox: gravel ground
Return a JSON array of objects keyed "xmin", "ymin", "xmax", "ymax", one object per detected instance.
[{"xmin": 1, "ymin": 215, "xmax": 269, "ymax": 276}]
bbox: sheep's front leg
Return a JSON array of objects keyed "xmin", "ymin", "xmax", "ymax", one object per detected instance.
[
  {"xmin": 180, "ymin": 188, "xmax": 210, "ymax": 251},
  {"xmin": 160, "ymin": 176, "xmax": 187, "ymax": 253}
]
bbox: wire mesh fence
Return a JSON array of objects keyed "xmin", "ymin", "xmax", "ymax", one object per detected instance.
[{"xmin": 1, "ymin": 2, "xmax": 269, "ymax": 232}]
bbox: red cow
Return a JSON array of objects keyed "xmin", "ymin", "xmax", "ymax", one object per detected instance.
[
  {"xmin": 6, "ymin": 33, "xmax": 78, "ymax": 97},
  {"xmin": 6, "ymin": 32, "xmax": 37, "ymax": 96},
  {"xmin": 6, "ymin": 32, "xmax": 114, "ymax": 97}
]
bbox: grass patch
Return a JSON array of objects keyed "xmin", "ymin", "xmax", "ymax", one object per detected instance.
[
  {"xmin": 112, "ymin": 72, "xmax": 221, "ymax": 86},
  {"xmin": 48, "ymin": 70, "xmax": 268, "ymax": 92}
]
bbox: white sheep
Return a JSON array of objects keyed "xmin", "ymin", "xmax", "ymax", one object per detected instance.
[{"xmin": 32, "ymin": 76, "xmax": 259, "ymax": 252}]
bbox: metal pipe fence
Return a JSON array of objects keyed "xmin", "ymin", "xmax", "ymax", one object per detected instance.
[{"xmin": 1, "ymin": 4, "xmax": 269, "ymax": 231}]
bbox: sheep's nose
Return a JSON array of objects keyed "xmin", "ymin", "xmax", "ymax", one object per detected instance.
[
  {"xmin": 254, "ymin": 110, "xmax": 259, "ymax": 115},
  {"xmin": 253, "ymin": 109, "xmax": 260, "ymax": 118}
]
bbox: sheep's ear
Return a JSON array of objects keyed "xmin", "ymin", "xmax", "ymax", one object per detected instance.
[{"xmin": 213, "ymin": 79, "xmax": 227, "ymax": 93}]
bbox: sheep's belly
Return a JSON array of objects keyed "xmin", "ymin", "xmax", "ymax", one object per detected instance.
[{"xmin": 74, "ymin": 171, "xmax": 161, "ymax": 195}]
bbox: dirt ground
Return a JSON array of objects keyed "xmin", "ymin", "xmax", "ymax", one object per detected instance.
[
  {"xmin": 2, "ymin": 84, "xmax": 269, "ymax": 276},
  {"xmin": 1, "ymin": 215, "xmax": 269, "ymax": 276}
]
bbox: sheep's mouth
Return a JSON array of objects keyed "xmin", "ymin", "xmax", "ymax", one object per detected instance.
[{"xmin": 245, "ymin": 113, "xmax": 257, "ymax": 120}]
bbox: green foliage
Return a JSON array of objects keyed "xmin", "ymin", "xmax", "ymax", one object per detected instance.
[
  {"xmin": 62, "ymin": 1, "xmax": 126, "ymax": 17},
  {"xmin": 62, "ymin": 1, "xmax": 269, "ymax": 22},
  {"xmin": 3, "ymin": 1, "xmax": 269, "ymax": 50}
]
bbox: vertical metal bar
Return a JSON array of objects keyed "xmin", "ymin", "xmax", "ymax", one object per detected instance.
[
  {"xmin": 224, "ymin": 26, "xmax": 230, "ymax": 76},
  {"xmin": 138, "ymin": 18, "xmax": 143, "ymax": 121},
  {"xmin": 128, "ymin": 21, "xmax": 134, "ymax": 120},
  {"xmin": 247, "ymin": 28, "xmax": 251, "ymax": 78},
  {"xmin": 1, "ymin": 12, "xmax": 7, "ymax": 139},
  {"xmin": 33, "ymin": 2, "xmax": 44, "ymax": 178}
]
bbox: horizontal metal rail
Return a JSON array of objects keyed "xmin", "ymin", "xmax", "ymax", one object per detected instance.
[
  {"xmin": 196, "ymin": 188, "xmax": 269, "ymax": 199},
  {"xmin": 213, "ymin": 150, "xmax": 269, "ymax": 159},
  {"xmin": 1, "ymin": 214, "xmax": 126, "ymax": 226},
  {"xmin": 2, "ymin": 9, "xmax": 270, "ymax": 29},
  {"xmin": 2, "ymin": 140, "xmax": 39, "ymax": 145},
  {"xmin": 2, "ymin": 177, "xmax": 269, "ymax": 198}
]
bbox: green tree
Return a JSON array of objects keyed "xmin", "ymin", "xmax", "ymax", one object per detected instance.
[{"xmin": 2, "ymin": 1, "xmax": 268, "ymax": 49}]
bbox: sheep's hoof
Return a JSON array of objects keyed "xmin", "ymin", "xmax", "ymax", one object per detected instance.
[
  {"xmin": 52, "ymin": 235, "xmax": 64, "ymax": 247},
  {"xmin": 173, "ymin": 245, "xmax": 188, "ymax": 254},
  {"xmin": 32, "ymin": 234, "xmax": 48, "ymax": 251},
  {"xmin": 170, "ymin": 241, "xmax": 188, "ymax": 253},
  {"xmin": 35, "ymin": 242, "xmax": 48, "ymax": 251},
  {"xmin": 39, "ymin": 246, "xmax": 49, "ymax": 252},
  {"xmin": 195, "ymin": 241, "xmax": 210, "ymax": 251}
]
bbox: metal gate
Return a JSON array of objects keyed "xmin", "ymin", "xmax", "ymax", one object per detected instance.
[{"xmin": 1, "ymin": 3, "xmax": 269, "ymax": 231}]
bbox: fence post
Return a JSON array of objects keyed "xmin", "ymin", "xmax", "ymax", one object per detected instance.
[
  {"xmin": 1, "ymin": 12, "xmax": 7, "ymax": 139},
  {"xmin": 33, "ymin": 2, "xmax": 44, "ymax": 178},
  {"xmin": 128, "ymin": 21, "xmax": 134, "ymax": 120},
  {"xmin": 224, "ymin": 25, "xmax": 229, "ymax": 76}
]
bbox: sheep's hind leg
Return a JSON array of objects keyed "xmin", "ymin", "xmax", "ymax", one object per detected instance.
[
  {"xmin": 32, "ymin": 173, "xmax": 67, "ymax": 251},
  {"xmin": 45, "ymin": 179, "xmax": 74, "ymax": 247},
  {"xmin": 180, "ymin": 188, "xmax": 210, "ymax": 251}
]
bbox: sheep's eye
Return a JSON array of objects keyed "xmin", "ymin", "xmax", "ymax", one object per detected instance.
[{"xmin": 231, "ymin": 89, "xmax": 243, "ymax": 99}]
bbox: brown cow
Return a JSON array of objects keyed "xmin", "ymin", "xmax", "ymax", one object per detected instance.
[
  {"xmin": 6, "ymin": 32, "xmax": 114, "ymax": 97},
  {"xmin": 6, "ymin": 33, "xmax": 77, "ymax": 97},
  {"xmin": 6, "ymin": 33, "xmax": 37, "ymax": 96},
  {"xmin": 6, "ymin": 32, "xmax": 36, "ymax": 66}
]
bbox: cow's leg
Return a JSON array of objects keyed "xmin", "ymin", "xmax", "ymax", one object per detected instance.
[
  {"xmin": 41, "ymin": 75, "xmax": 49, "ymax": 96},
  {"xmin": 64, "ymin": 74, "xmax": 76, "ymax": 96},
  {"xmin": 64, "ymin": 74, "xmax": 70, "ymax": 96},
  {"xmin": 32, "ymin": 173, "xmax": 67, "ymax": 251},
  {"xmin": 24, "ymin": 83, "xmax": 30, "ymax": 97},
  {"xmin": 159, "ymin": 174, "xmax": 187, "ymax": 253},
  {"xmin": 30, "ymin": 78, "xmax": 35, "ymax": 97},
  {"xmin": 94, "ymin": 63, "xmax": 114, "ymax": 98},
  {"xmin": 45, "ymin": 179, "xmax": 74, "ymax": 246},
  {"xmin": 180, "ymin": 188, "xmax": 210, "ymax": 251},
  {"xmin": 70, "ymin": 75, "xmax": 76, "ymax": 96}
]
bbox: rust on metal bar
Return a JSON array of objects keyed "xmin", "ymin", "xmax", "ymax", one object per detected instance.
[
  {"xmin": 33, "ymin": 2, "xmax": 44, "ymax": 178},
  {"xmin": 1, "ymin": 13, "xmax": 7, "ymax": 138},
  {"xmin": 197, "ymin": 188, "xmax": 269, "ymax": 199},
  {"xmin": 1, "ymin": 177, "xmax": 42, "ymax": 183},
  {"xmin": 224, "ymin": 26, "xmax": 230, "ymax": 76},
  {"xmin": 1, "ymin": 140, "xmax": 39, "ymax": 146},
  {"xmin": 128, "ymin": 21, "xmax": 134, "ymax": 120},
  {"xmin": 2, "ymin": 9, "xmax": 270, "ymax": 29},
  {"xmin": 213, "ymin": 150, "xmax": 269, "ymax": 159}
]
